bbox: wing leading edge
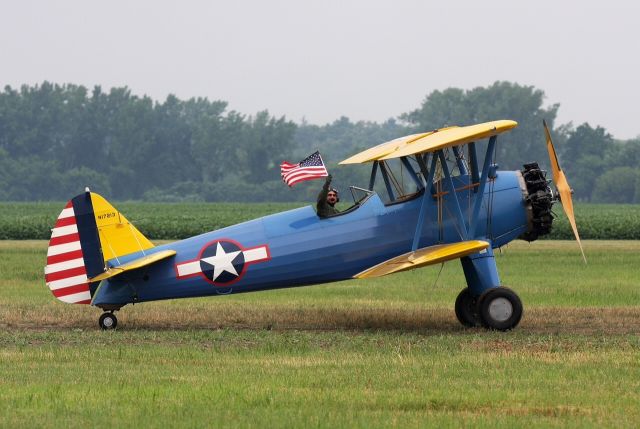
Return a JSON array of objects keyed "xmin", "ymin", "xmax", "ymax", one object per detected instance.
[
  {"xmin": 340, "ymin": 120, "xmax": 516, "ymax": 164},
  {"xmin": 354, "ymin": 240, "xmax": 490, "ymax": 279}
]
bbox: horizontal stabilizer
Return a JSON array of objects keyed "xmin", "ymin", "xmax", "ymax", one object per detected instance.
[
  {"xmin": 355, "ymin": 240, "xmax": 490, "ymax": 279},
  {"xmin": 90, "ymin": 250, "xmax": 177, "ymax": 282}
]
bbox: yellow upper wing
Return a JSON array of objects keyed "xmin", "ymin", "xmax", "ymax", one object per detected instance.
[
  {"xmin": 354, "ymin": 240, "xmax": 490, "ymax": 279},
  {"xmin": 340, "ymin": 120, "xmax": 517, "ymax": 165},
  {"xmin": 339, "ymin": 131, "xmax": 442, "ymax": 165}
]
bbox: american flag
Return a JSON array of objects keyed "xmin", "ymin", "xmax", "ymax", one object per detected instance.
[{"xmin": 280, "ymin": 151, "xmax": 328, "ymax": 187}]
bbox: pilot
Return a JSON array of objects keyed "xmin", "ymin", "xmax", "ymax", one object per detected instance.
[{"xmin": 317, "ymin": 175, "xmax": 340, "ymax": 218}]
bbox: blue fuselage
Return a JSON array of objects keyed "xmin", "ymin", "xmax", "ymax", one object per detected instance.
[{"xmin": 93, "ymin": 171, "xmax": 530, "ymax": 306}]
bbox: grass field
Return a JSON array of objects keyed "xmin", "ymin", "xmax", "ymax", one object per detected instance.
[{"xmin": 1, "ymin": 240, "xmax": 639, "ymax": 427}]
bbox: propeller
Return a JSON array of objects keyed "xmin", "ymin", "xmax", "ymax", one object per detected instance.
[{"xmin": 543, "ymin": 120, "xmax": 587, "ymax": 263}]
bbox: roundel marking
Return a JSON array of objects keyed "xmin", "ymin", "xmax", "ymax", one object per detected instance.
[
  {"xmin": 199, "ymin": 241, "xmax": 245, "ymax": 284},
  {"xmin": 175, "ymin": 239, "xmax": 270, "ymax": 287}
]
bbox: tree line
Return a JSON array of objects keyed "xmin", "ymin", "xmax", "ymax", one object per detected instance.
[{"xmin": 1, "ymin": 81, "xmax": 639, "ymax": 203}]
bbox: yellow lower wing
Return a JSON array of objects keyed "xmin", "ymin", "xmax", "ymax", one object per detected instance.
[
  {"xmin": 355, "ymin": 240, "xmax": 490, "ymax": 279},
  {"xmin": 90, "ymin": 250, "xmax": 177, "ymax": 282}
]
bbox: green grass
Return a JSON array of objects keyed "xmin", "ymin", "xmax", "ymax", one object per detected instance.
[
  {"xmin": 2, "ymin": 330, "xmax": 639, "ymax": 428},
  {"xmin": 1, "ymin": 241, "xmax": 640, "ymax": 427}
]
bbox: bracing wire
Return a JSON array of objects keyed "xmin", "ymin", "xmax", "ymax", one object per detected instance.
[
  {"xmin": 444, "ymin": 205, "xmax": 464, "ymax": 241},
  {"xmin": 444, "ymin": 149, "xmax": 466, "ymax": 240},
  {"xmin": 385, "ymin": 161, "xmax": 403, "ymax": 196},
  {"xmin": 431, "ymin": 263, "xmax": 446, "ymax": 289}
]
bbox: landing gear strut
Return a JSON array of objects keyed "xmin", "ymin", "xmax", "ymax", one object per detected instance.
[
  {"xmin": 458, "ymin": 244, "xmax": 523, "ymax": 331},
  {"xmin": 99, "ymin": 312, "xmax": 118, "ymax": 330}
]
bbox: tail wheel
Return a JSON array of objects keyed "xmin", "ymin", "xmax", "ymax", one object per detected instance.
[
  {"xmin": 454, "ymin": 288, "xmax": 480, "ymax": 327},
  {"xmin": 478, "ymin": 287, "xmax": 523, "ymax": 331},
  {"xmin": 99, "ymin": 312, "xmax": 118, "ymax": 330}
]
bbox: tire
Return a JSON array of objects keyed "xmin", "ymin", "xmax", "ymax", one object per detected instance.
[
  {"xmin": 478, "ymin": 287, "xmax": 523, "ymax": 331},
  {"xmin": 454, "ymin": 288, "xmax": 480, "ymax": 327},
  {"xmin": 99, "ymin": 312, "xmax": 118, "ymax": 330}
]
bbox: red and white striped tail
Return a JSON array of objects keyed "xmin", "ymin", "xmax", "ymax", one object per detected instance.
[{"xmin": 44, "ymin": 201, "xmax": 92, "ymax": 304}]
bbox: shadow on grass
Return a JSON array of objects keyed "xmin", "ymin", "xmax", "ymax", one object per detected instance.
[{"xmin": 3, "ymin": 304, "xmax": 640, "ymax": 336}]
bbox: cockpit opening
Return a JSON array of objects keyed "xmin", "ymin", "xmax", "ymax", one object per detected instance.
[{"xmin": 366, "ymin": 147, "xmax": 474, "ymax": 205}]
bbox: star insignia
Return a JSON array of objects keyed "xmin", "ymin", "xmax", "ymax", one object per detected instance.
[{"xmin": 175, "ymin": 239, "xmax": 270, "ymax": 286}]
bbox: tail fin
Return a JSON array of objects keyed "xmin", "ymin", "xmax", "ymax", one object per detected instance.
[{"xmin": 44, "ymin": 190, "xmax": 154, "ymax": 304}]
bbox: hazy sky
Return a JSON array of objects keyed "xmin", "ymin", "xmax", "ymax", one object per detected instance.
[{"xmin": 2, "ymin": 0, "xmax": 639, "ymax": 139}]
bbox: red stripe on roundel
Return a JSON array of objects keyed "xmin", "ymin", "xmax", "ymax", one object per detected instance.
[
  {"xmin": 45, "ymin": 266, "xmax": 87, "ymax": 283},
  {"xmin": 47, "ymin": 249, "xmax": 84, "ymax": 265},
  {"xmin": 49, "ymin": 233, "xmax": 80, "ymax": 247},
  {"xmin": 75, "ymin": 299, "xmax": 92, "ymax": 305},
  {"xmin": 52, "ymin": 283, "xmax": 90, "ymax": 298},
  {"xmin": 54, "ymin": 216, "xmax": 77, "ymax": 228},
  {"xmin": 64, "ymin": 201, "xmax": 73, "ymax": 209}
]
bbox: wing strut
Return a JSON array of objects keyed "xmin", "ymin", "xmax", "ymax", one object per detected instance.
[
  {"xmin": 468, "ymin": 142, "xmax": 480, "ymax": 190},
  {"xmin": 467, "ymin": 135, "xmax": 497, "ymax": 239},
  {"xmin": 401, "ymin": 156, "xmax": 425, "ymax": 190},
  {"xmin": 368, "ymin": 161, "xmax": 379, "ymax": 191},
  {"xmin": 411, "ymin": 134, "xmax": 499, "ymax": 249},
  {"xmin": 411, "ymin": 154, "xmax": 439, "ymax": 251},
  {"xmin": 379, "ymin": 162, "xmax": 396, "ymax": 201},
  {"xmin": 438, "ymin": 150, "xmax": 468, "ymax": 239},
  {"xmin": 451, "ymin": 146, "xmax": 468, "ymax": 175}
]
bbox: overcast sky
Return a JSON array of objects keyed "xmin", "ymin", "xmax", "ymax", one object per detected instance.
[{"xmin": 2, "ymin": 0, "xmax": 639, "ymax": 139}]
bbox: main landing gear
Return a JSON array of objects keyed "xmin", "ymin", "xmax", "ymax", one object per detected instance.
[
  {"xmin": 98, "ymin": 312, "xmax": 118, "ymax": 330},
  {"xmin": 455, "ymin": 287, "xmax": 523, "ymax": 331},
  {"xmin": 457, "ymin": 244, "xmax": 523, "ymax": 331}
]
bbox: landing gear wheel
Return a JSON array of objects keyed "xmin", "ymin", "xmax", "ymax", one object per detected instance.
[
  {"xmin": 478, "ymin": 287, "xmax": 523, "ymax": 331},
  {"xmin": 455, "ymin": 288, "xmax": 480, "ymax": 327},
  {"xmin": 99, "ymin": 312, "xmax": 118, "ymax": 330}
]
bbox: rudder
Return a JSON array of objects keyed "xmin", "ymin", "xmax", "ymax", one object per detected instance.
[{"xmin": 44, "ymin": 190, "xmax": 154, "ymax": 304}]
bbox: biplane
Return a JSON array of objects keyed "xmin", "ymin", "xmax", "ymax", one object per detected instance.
[{"xmin": 44, "ymin": 120, "xmax": 583, "ymax": 330}]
